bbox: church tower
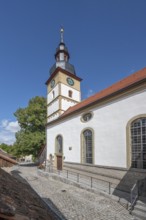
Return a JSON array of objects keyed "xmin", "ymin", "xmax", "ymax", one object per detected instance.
[{"xmin": 46, "ymin": 28, "xmax": 82, "ymax": 123}]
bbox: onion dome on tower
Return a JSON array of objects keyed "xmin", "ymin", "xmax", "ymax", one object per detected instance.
[{"xmin": 49, "ymin": 28, "xmax": 76, "ymax": 75}]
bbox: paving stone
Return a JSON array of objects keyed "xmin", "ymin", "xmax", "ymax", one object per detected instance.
[
  {"xmin": 0, "ymin": 167, "xmax": 61, "ymax": 219},
  {"xmin": 14, "ymin": 166, "xmax": 135, "ymax": 220}
]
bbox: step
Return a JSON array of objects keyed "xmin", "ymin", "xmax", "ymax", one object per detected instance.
[
  {"xmin": 64, "ymin": 165, "xmax": 122, "ymax": 184},
  {"xmin": 64, "ymin": 164, "xmax": 124, "ymax": 180},
  {"xmin": 132, "ymin": 210, "xmax": 146, "ymax": 220},
  {"xmin": 133, "ymin": 217, "xmax": 144, "ymax": 220},
  {"xmin": 138, "ymin": 196, "xmax": 146, "ymax": 204},
  {"xmin": 64, "ymin": 164, "xmax": 141, "ymax": 190},
  {"xmin": 134, "ymin": 204, "xmax": 146, "ymax": 212},
  {"xmin": 136, "ymin": 200, "xmax": 146, "ymax": 208},
  {"xmin": 63, "ymin": 166, "xmax": 132, "ymax": 193}
]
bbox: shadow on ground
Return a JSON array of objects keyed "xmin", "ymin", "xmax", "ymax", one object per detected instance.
[
  {"xmin": 0, "ymin": 166, "xmax": 67, "ymax": 220},
  {"xmin": 113, "ymin": 168, "xmax": 146, "ymax": 204}
]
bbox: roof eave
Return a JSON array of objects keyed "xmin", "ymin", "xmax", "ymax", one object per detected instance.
[
  {"xmin": 45, "ymin": 67, "xmax": 82, "ymax": 85},
  {"xmin": 46, "ymin": 78, "xmax": 146, "ymax": 127}
]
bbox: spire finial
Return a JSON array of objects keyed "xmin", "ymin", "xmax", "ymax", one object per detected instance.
[{"xmin": 60, "ymin": 27, "xmax": 64, "ymax": 43}]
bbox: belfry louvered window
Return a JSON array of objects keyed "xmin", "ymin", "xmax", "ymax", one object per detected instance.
[
  {"xmin": 131, "ymin": 118, "xmax": 146, "ymax": 169},
  {"xmin": 83, "ymin": 129, "xmax": 93, "ymax": 164}
]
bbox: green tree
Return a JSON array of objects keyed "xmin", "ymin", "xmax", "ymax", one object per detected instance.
[
  {"xmin": 14, "ymin": 96, "xmax": 46, "ymax": 158},
  {"xmin": 0, "ymin": 143, "xmax": 13, "ymax": 154}
]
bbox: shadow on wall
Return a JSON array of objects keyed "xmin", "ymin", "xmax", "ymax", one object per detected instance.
[{"xmin": 112, "ymin": 168, "xmax": 146, "ymax": 205}]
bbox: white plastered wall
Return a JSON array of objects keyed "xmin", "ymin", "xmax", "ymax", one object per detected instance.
[
  {"xmin": 60, "ymin": 84, "xmax": 80, "ymax": 101},
  {"xmin": 47, "ymin": 112, "xmax": 60, "ymax": 123},
  {"xmin": 47, "ymin": 85, "xmax": 59, "ymax": 104},
  {"xmin": 61, "ymin": 99, "xmax": 78, "ymax": 111},
  {"xmin": 47, "ymin": 99, "xmax": 59, "ymax": 116},
  {"xmin": 47, "ymin": 88, "xmax": 146, "ymax": 168}
]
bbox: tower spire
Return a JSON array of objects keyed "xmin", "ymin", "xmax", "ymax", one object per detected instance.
[
  {"xmin": 60, "ymin": 27, "xmax": 64, "ymax": 43},
  {"xmin": 49, "ymin": 28, "xmax": 76, "ymax": 75}
]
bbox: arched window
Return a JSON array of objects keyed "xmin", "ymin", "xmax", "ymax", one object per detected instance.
[
  {"xmin": 56, "ymin": 135, "xmax": 63, "ymax": 154},
  {"xmin": 68, "ymin": 90, "xmax": 73, "ymax": 98},
  {"xmin": 131, "ymin": 118, "xmax": 146, "ymax": 169},
  {"xmin": 82, "ymin": 129, "xmax": 93, "ymax": 164}
]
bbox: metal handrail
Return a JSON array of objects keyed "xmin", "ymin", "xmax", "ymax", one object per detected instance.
[
  {"xmin": 130, "ymin": 181, "xmax": 138, "ymax": 211},
  {"xmin": 43, "ymin": 165, "xmax": 146, "ymax": 211},
  {"xmin": 130, "ymin": 177, "xmax": 146, "ymax": 212},
  {"xmin": 47, "ymin": 165, "xmax": 113, "ymax": 194}
]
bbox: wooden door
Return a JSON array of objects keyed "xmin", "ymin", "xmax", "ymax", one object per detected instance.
[{"xmin": 57, "ymin": 156, "xmax": 62, "ymax": 170}]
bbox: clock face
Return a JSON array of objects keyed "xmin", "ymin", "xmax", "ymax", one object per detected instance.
[
  {"xmin": 67, "ymin": 77, "xmax": 74, "ymax": 86},
  {"xmin": 50, "ymin": 79, "xmax": 55, "ymax": 88}
]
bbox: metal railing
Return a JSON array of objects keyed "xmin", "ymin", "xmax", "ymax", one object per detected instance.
[
  {"xmin": 138, "ymin": 177, "xmax": 146, "ymax": 196},
  {"xmin": 39, "ymin": 165, "xmax": 146, "ymax": 212},
  {"xmin": 47, "ymin": 166, "xmax": 114, "ymax": 195},
  {"xmin": 130, "ymin": 181, "xmax": 138, "ymax": 211},
  {"xmin": 130, "ymin": 177, "xmax": 146, "ymax": 211}
]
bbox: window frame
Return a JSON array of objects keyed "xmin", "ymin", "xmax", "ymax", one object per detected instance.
[
  {"xmin": 126, "ymin": 114, "xmax": 146, "ymax": 169},
  {"xmin": 55, "ymin": 135, "xmax": 63, "ymax": 155},
  {"xmin": 81, "ymin": 112, "xmax": 93, "ymax": 123},
  {"xmin": 131, "ymin": 118, "xmax": 146, "ymax": 169},
  {"xmin": 81, "ymin": 128, "xmax": 94, "ymax": 164},
  {"xmin": 68, "ymin": 90, "xmax": 73, "ymax": 98}
]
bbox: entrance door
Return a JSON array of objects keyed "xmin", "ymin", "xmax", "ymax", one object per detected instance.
[{"xmin": 57, "ymin": 156, "xmax": 62, "ymax": 170}]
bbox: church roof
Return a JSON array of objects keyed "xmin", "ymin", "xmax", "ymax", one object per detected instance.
[
  {"xmin": 0, "ymin": 148, "xmax": 15, "ymax": 159},
  {"xmin": 61, "ymin": 67, "xmax": 146, "ymax": 117},
  {"xmin": 0, "ymin": 153, "xmax": 17, "ymax": 166}
]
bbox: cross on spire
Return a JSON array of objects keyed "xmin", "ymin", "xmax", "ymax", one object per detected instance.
[{"xmin": 60, "ymin": 27, "xmax": 64, "ymax": 43}]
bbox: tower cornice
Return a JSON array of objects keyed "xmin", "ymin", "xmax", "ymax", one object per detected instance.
[{"xmin": 45, "ymin": 67, "xmax": 82, "ymax": 85}]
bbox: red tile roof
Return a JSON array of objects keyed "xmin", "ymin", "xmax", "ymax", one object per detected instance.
[
  {"xmin": 0, "ymin": 153, "xmax": 17, "ymax": 166},
  {"xmin": 0, "ymin": 148, "xmax": 15, "ymax": 158},
  {"xmin": 60, "ymin": 67, "xmax": 146, "ymax": 118}
]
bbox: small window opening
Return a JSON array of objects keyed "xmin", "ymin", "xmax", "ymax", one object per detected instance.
[
  {"xmin": 81, "ymin": 112, "xmax": 92, "ymax": 122},
  {"xmin": 68, "ymin": 90, "xmax": 73, "ymax": 98},
  {"xmin": 52, "ymin": 91, "xmax": 55, "ymax": 99},
  {"xmin": 64, "ymin": 55, "xmax": 67, "ymax": 61}
]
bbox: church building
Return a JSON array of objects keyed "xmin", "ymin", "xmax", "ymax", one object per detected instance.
[{"xmin": 46, "ymin": 29, "xmax": 146, "ymax": 171}]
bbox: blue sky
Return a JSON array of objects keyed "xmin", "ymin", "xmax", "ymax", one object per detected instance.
[{"xmin": 0, "ymin": 0, "xmax": 146, "ymax": 144}]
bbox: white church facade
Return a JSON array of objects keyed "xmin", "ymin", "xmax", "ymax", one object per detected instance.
[{"xmin": 46, "ymin": 29, "xmax": 146, "ymax": 170}]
